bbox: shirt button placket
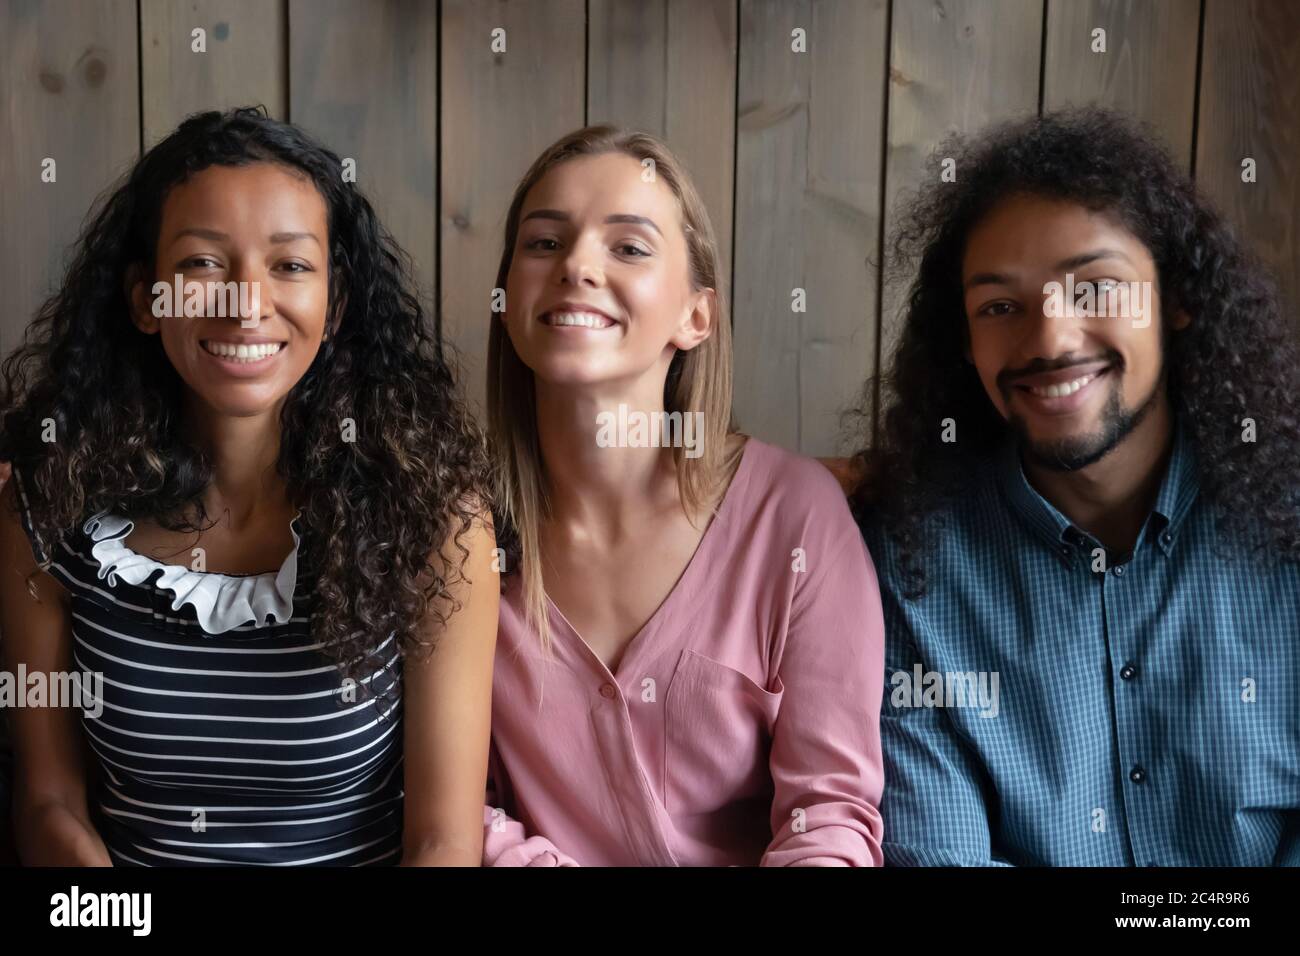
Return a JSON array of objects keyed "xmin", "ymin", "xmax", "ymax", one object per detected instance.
[
  {"xmin": 590, "ymin": 678, "xmax": 677, "ymax": 865},
  {"xmin": 1102, "ymin": 555, "xmax": 1151, "ymax": 864}
]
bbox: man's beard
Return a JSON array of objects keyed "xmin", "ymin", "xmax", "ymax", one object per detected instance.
[{"xmin": 1010, "ymin": 369, "xmax": 1163, "ymax": 472}]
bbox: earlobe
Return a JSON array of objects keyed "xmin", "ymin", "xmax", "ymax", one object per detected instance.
[
  {"xmin": 125, "ymin": 264, "xmax": 160, "ymax": 335},
  {"xmin": 672, "ymin": 288, "xmax": 715, "ymax": 351},
  {"xmin": 1170, "ymin": 309, "xmax": 1192, "ymax": 331},
  {"xmin": 325, "ymin": 295, "xmax": 347, "ymax": 340}
]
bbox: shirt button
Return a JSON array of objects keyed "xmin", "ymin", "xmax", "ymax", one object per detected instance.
[
  {"xmin": 1129, "ymin": 766, "xmax": 1146, "ymax": 784},
  {"xmin": 1120, "ymin": 663, "xmax": 1137, "ymax": 680},
  {"xmin": 599, "ymin": 683, "xmax": 617, "ymax": 700},
  {"xmin": 1113, "ymin": 565, "xmax": 1125, "ymax": 576},
  {"xmin": 1161, "ymin": 532, "xmax": 1172, "ymax": 546}
]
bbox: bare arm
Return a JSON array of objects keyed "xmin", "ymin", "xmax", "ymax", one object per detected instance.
[
  {"xmin": 0, "ymin": 478, "xmax": 112, "ymax": 866},
  {"xmin": 399, "ymin": 509, "xmax": 499, "ymax": 866}
]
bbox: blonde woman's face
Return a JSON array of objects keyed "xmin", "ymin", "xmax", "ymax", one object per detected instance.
[{"xmin": 503, "ymin": 152, "xmax": 712, "ymax": 389}]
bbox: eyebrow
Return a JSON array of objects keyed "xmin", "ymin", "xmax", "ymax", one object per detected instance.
[
  {"xmin": 169, "ymin": 227, "xmax": 322, "ymax": 246},
  {"xmin": 1054, "ymin": 248, "xmax": 1133, "ymax": 271},
  {"xmin": 521, "ymin": 209, "xmax": 663, "ymax": 237},
  {"xmin": 963, "ymin": 248, "xmax": 1135, "ymax": 291}
]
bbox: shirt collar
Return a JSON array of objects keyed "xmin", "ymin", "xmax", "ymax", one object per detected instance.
[
  {"xmin": 997, "ymin": 418, "xmax": 1200, "ymax": 558},
  {"xmin": 1149, "ymin": 419, "xmax": 1201, "ymax": 541}
]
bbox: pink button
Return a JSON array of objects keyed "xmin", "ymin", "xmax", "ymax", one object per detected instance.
[{"xmin": 599, "ymin": 683, "xmax": 617, "ymax": 699}]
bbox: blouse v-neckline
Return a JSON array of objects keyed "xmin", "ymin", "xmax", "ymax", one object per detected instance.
[{"xmin": 543, "ymin": 436, "xmax": 758, "ymax": 682}]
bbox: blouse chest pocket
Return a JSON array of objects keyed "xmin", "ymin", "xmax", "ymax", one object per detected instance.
[{"xmin": 663, "ymin": 649, "xmax": 784, "ymax": 815}]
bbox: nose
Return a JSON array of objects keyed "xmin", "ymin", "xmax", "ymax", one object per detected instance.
[
  {"xmin": 1020, "ymin": 286, "xmax": 1087, "ymax": 359},
  {"xmin": 228, "ymin": 259, "xmax": 275, "ymax": 327},
  {"xmin": 556, "ymin": 233, "xmax": 604, "ymax": 289}
]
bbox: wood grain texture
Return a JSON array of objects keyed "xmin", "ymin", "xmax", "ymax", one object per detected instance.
[
  {"xmin": 440, "ymin": 0, "xmax": 586, "ymax": 411},
  {"xmin": 0, "ymin": 0, "xmax": 139, "ymax": 358},
  {"xmin": 1043, "ymin": 0, "xmax": 1200, "ymax": 169},
  {"xmin": 1195, "ymin": 0, "xmax": 1300, "ymax": 326},
  {"xmin": 588, "ymin": 0, "xmax": 737, "ymax": 303},
  {"xmin": 141, "ymin": 0, "xmax": 287, "ymax": 147},
  {"xmin": 289, "ymin": 0, "xmax": 438, "ymax": 312},
  {"xmin": 879, "ymin": 0, "xmax": 1043, "ymax": 382},
  {"xmin": 5, "ymin": 0, "xmax": 1297, "ymax": 438},
  {"xmin": 732, "ymin": 0, "xmax": 887, "ymax": 455}
]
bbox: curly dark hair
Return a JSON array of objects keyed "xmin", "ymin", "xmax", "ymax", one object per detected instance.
[
  {"xmin": 852, "ymin": 107, "xmax": 1300, "ymax": 598},
  {"xmin": 0, "ymin": 106, "xmax": 489, "ymax": 688}
]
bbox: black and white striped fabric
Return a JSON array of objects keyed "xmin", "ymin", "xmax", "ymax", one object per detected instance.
[{"xmin": 12, "ymin": 468, "xmax": 404, "ymax": 866}]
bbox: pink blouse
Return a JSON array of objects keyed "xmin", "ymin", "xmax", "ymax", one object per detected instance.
[{"xmin": 482, "ymin": 438, "xmax": 885, "ymax": 866}]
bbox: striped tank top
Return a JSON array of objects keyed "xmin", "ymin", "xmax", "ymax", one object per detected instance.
[{"xmin": 12, "ymin": 468, "xmax": 404, "ymax": 866}]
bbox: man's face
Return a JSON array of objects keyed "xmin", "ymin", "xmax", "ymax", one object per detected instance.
[{"xmin": 961, "ymin": 193, "xmax": 1180, "ymax": 470}]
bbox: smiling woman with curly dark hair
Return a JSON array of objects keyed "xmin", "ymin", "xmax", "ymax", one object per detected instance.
[
  {"xmin": 0, "ymin": 107, "xmax": 498, "ymax": 867},
  {"xmin": 852, "ymin": 107, "xmax": 1300, "ymax": 867}
]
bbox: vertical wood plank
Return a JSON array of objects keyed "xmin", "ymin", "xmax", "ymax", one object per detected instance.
[
  {"xmin": 1195, "ymin": 0, "xmax": 1300, "ymax": 325},
  {"xmin": 800, "ymin": 0, "xmax": 888, "ymax": 455},
  {"xmin": 880, "ymin": 0, "xmax": 1043, "ymax": 380},
  {"xmin": 0, "ymin": 0, "xmax": 139, "ymax": 358},
  {"xmin": 289, "ymin": 0, "xmax": 438, "ymax": 313},
  {"xmin": 732, "ymin": 0, "xmax": 887, "ymax": 455},
  {"xmin": 141, "ymin": 0, "xmax": 287, "ymax": 147},
  {"xmin": 588, "ymin": 0, "xmax": 737, "ymax": 307},
  {"xmin": 1042, "ymin": 0, "xmax": 1200, "ymax": 169},
  {"xmin": 588, "ymin": 0, "xmax": 668, "ymax": 132},
  {"xmin": 663, "ymin": 0, "xmax": 737, "ymax": 313},
  {"xmin": 441, "ymin": 0, "xmax": 586, "ymax": 410}
]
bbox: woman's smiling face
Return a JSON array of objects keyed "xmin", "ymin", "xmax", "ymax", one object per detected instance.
[
  {"xmin": 131, "ymin": 162, "xmax": 331, "ymax": 418},
  {"xmin": 502, "ymin": 151, "xmax": 713, "ymax": 390}
]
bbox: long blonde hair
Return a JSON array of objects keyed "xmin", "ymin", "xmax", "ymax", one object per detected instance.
[{"xmin": 487, "ymin": 125, "xmax": 738, "ymax": 652}]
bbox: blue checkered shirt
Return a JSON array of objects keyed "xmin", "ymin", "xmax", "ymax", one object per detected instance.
[{"xmin": 859, "ymin": 423, "xmax": 1300, "ymax": 865}]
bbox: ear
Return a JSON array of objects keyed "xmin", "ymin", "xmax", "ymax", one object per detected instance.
[
  {"xmin": 1169, "ymin": 308, "xmax": 1191, "ymax": 331},
  {"xmin": 324, "ymin": 291, "xmax": 347, "ymax": 341},
  {"xmin": 669, "ymin": 288, "xmax": 715, "ymax": 352},
  {"xmin": 125, "ymin": 263, "xmax": 162, "ymax": 335}
]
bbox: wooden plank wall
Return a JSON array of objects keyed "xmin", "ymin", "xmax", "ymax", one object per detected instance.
[
  {"xmin": 2, "ymin": 0, "xmax": 1297, "ymax": 455},
  {"xmin": 1, "ymin": 0, "xmax": 139, "ymax": 358}
]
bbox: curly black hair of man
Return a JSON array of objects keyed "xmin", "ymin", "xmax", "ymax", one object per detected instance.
[
  {"xmin": 851, "ymin": 107, "xmax": 1300, "ymax": 599},
  {"xmin": 1, "ymin": 106, "xmax": 489, "ymax": 692}
]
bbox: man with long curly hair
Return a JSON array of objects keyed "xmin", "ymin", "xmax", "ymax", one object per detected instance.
[{"xmin": 853, "ymin": 108, "xmax": 1300, "ymax": 866}]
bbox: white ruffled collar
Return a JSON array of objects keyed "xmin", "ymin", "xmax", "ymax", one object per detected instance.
[{"xmin": 82, "ymin": 510, "xmax": 303, "ymax": 635}]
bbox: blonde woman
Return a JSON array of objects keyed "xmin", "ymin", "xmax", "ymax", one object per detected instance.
[{"xmin": 482, "ymin": 126, "xmax": 884, "ymax": 866}]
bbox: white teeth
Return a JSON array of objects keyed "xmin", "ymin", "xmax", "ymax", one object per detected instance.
[
  {"xmin": 201, "ymin": 341, "xmax": 284, "ymax": 362},
  {"xmin": 545, "ymin": 310, "xmax": 614, "ymax": 328},
  {"xmin": 1028, "ymin": 371, "xmax": 1100, "ymax": 398}
]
